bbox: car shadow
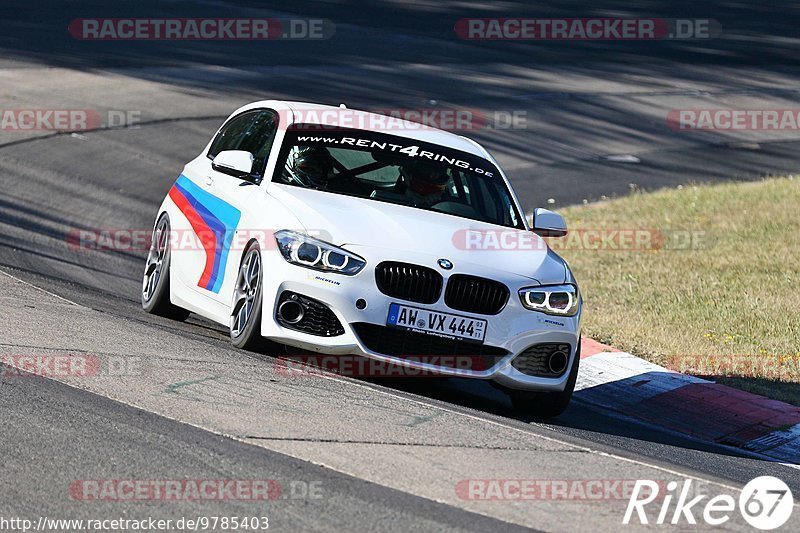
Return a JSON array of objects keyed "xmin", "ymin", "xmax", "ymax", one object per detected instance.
[
  {"xmin": 267, "ymin": 347, "xmax": 788, "ymax": 461},
  {"xmin": 379, "ymin": 373, "xmax": 795, "ymax": 461}
]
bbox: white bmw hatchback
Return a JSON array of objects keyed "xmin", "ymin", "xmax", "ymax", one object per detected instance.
[{"xmin": 142, "ymin": 100, "xmax": 583, "ymax": 417}]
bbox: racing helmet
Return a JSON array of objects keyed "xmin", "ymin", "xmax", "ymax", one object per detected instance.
[
  {"xmin": 402, "ymin": 160, "xmax": 449, "ymax": 196},
  {"xmin": 285, "ymin": 146, "xmax": 335, "ymax": 188}
]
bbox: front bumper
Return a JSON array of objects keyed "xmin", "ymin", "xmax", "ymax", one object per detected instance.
[{"xmin": 259, "ymin": 249, "xmax": 581, "ymax": 392}]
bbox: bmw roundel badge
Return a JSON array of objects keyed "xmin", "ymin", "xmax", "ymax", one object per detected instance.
[{"xmin": 437, "ymin": 258, "xmax": 453, "ymax": 270}]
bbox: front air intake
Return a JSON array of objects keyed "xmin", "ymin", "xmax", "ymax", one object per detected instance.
[
  {"xmin": 511, "ymin": 343, "xmax": 572, "ymax": 377},
  {"xmin": 276, "ymin": 291, "xmax": 344, "ymax": 337}
]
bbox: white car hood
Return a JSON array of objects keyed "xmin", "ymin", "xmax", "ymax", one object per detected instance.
[{"xmin": 269, "ymin": 184, "xmax": 566, "ymax": 283}]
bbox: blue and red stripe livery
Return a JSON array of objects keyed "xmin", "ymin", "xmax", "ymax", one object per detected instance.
[{"xmin": 168, "ymin": 175, "xmax": 241, "ymax": 294}]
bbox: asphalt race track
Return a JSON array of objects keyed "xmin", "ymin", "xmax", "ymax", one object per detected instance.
[{"xmin": 1, "ymin": 1, "xmax": 799, "ymax": 531}]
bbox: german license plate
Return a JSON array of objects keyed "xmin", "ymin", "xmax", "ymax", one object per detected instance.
[{"xmin": 386, "ymin": 303, "xmax": 486, "ymax": 343}]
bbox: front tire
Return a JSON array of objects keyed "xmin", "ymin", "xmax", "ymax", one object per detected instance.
[
  {"xmin": 230, "ymin": 242, "xmax": 267, "ymax": 351},
  {"xmin": 505, "ymin": 340, "xmax": 581, "ymax": 418},
  {"xmin": 141, "ymin": 214, "xmax": 190, "ymax": 320}
]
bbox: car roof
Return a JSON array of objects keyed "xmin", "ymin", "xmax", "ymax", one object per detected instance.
[{"xmin": 231, "ymin": 100, "xmax": 491, "ymax": 159}]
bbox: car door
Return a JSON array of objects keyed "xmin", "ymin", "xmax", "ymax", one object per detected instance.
[
  {"xmin": 174, "ymin": 109, "xmax": 279, "ymax": 305},
  {"xmin": 205, "ymin": 109, "xmax": 280, "ymax": 305}
]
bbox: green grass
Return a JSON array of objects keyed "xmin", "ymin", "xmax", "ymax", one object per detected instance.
[{"xmin": 551, "ymin": 177, "xmax": 800, "ymax": 405}]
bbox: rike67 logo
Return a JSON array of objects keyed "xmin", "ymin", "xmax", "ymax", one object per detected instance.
[{"xmin": 624, "ymin": 476, "xmax": 793, "ymax": 529}]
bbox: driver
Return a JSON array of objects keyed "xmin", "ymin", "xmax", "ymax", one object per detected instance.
[
  {"xmin": 284, "ymin": 146, "xmax": 335, "ymax": 189},
  {"xmin": 399, "ymin": 160, "xmax": 450, "ymax": 207},
  {"xmin": 284, "ymin": 145, "xmax": 364, "ymax": 195}
]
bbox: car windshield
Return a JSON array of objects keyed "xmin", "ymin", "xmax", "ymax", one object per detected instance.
[{"xmin": 272, "ymin": 126, "xmax": 524, "ymax": 229}]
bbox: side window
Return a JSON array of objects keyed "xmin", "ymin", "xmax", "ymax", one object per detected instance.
[{"xmin": 207, "ymin": 110, "xmax": 279, "ymax": 174}]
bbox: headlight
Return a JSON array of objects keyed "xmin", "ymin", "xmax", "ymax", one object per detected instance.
[
  {"xmin": 274, "ymin": 230, "xmax": 366, "ymax": 275},
  {"xmin": 519, "ymin": 284, "xmax": 580, "ymax": 316}
]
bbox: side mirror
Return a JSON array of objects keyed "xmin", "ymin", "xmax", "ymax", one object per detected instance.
[
  {"xmin": 212, "ymin": 150, "xmax": 255, "ymax": 179},
  {"xmin": 531, "ymin": 208, "xmax": 568, "ymax": 237}
]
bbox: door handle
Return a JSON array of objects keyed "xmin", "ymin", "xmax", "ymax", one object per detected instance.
[{"xmin": 205, "ymin": 176, "xmax": 214, "ymax": 186}]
